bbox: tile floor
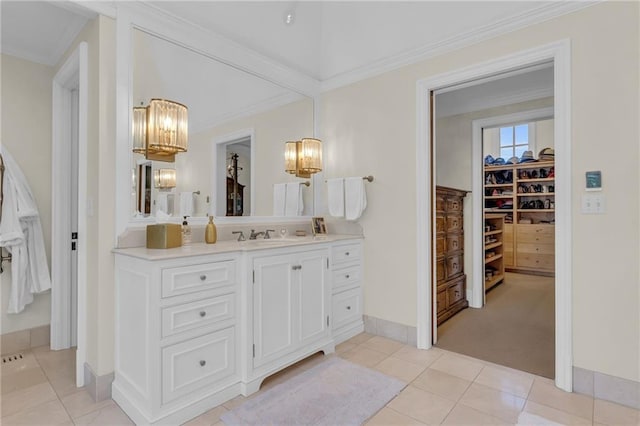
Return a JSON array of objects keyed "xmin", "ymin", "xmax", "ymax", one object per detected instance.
[{"xmin": 2, "ymin": 334, "xmax": 639, "ymax": 425}]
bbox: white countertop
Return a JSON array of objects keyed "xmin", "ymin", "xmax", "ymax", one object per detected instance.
[{"xmin": 113, "ymin": 234, "xmax": 363, "ymax": 261}]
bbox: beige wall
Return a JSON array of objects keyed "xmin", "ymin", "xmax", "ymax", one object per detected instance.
[
  {"xmin": 320, "ymin": 2, "xmax": 639, "ymax": 382},
  {"xmin": 0, "ymin": 54, "xmax": 54, "ymax": 334}
]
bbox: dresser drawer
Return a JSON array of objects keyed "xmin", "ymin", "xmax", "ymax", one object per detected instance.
[
  {"xmin": 162, "ymin": 326, "xmax": 236, "ymax": 404},
  {"xmin": 447, "ymin": 277, "xmax": 465, "ymax": 306},
  {"xmin": 435, "ymin": 195, "xmax": 445, "ymax": 213},
  {"xmin": 516, "ymin": 225, "xmax": 555, "ymax": 244},
  {"xmin": 516, "ymin": 253, "xmax": 554, "ymax": 270},
  {"xmin": 161, "ymin": 294, "xmax": 236, "ymax": 338},
  {"xmin": 446, "ymin": 197, "xmax": 463, "ymax": 213},
  {"xmin": 446, "ymin": 215, "xmax": 463, "ymax": 233},
  {"xmin": 436, "ymin": 258, "xmax": 446, "ymax": 282},
  {"xmin": 332, "ymin": 287, "xmax": 362, "ymax": 330},
  {"xmin": 517, "ymin": 242, "xmax": 554, "ymax": 256},
  {"xmin": 436, "ymin": 289, "xmax": 447, "ymax": 315},
  {"xmin": 436, "ymin": 236, "xmax": 445, "ymax": 258},
  {"xmin": 332, "ymin": 243, "xmax": 361, "ymax": 265},
  {"xmin": 162, "ymin": 261, "xmax": 235, "ymax": 298},
  {"xmin": 446, "ymin": 233, "xmax": 463, "ymax": 253},
  {"xmin": 445, "ymin": 253, "xmax": 463, "ymax": 279},
  {"xmin": 436, "ymin": 215, "xmax": 445, "ymax": 233},
  {"xmin": 332, "ymin": 265, "xmax": 361, "ymax": 291}
]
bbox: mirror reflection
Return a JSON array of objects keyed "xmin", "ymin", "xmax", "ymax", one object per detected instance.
[{"xmin": 131, "ymin": 28, "xmax": 314, "ymax": 219}]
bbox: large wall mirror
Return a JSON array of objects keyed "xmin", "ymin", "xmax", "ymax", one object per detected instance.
[{"xmin": 123, "ymin": 22, "xmax": 316, "ymax": 230}]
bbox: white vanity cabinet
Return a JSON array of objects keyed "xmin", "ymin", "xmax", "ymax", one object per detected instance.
[
  {"xmin": 112, "ymin": 236, "xmax": 364, "ymax": 425},
  {"xmin": 249, "ymin": 247, "xmax": 332, "ymax": 383},
  {"xmin": 112, "ymin": 252, "xmax": 242, "ymax": 425},
  {"xmin": 331, "ymin": 241, "xmax": 365, "ymax": 344}
]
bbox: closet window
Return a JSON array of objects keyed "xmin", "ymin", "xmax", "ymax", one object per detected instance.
[{"xmin": 500, "ymin": 124, "xmax": 529, "ymax": 159}]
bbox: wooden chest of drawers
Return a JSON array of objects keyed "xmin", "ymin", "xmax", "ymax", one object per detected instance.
[{"xmin": 435, "ymin": 186, "xmax": 468, "ymax": 325}]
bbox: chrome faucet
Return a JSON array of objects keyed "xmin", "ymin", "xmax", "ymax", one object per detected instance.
[
  {"xmin": 264, "ymin": 229, "xmax": 275, "ymax": 239},
  {"xmin": 249, "ymin": 229, "xmax": 265, "ymax": 240},
  {"xmin": 232, "ymin": 231, "xmax": 245, "ymax": 242}
]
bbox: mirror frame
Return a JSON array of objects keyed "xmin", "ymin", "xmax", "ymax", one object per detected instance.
[{"xmin": 115, "ymin": 3, "xmax": 323, "ymax": 238}]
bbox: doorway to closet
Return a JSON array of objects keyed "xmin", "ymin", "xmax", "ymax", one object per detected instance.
[
  {"xmin": 432, "ymin": 65, "xmax": 557, "ymax": 379},
  {"xmin": 415, "ymin": 41, "xmax": 573, "ymax": 391}
]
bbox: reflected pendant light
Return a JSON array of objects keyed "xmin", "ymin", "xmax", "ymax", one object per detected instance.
[{"xmin": 154, "ymin": 168, "xmax": 177, "ymax": 188}]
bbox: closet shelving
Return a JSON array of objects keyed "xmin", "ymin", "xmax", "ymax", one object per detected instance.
[
  {"xmin": 484, "ymin": 160, "xmax": 555, "ymax": 275},
  {"xmin": 484, "ymin": 214, "xmax": 505, "ymax": 291}
]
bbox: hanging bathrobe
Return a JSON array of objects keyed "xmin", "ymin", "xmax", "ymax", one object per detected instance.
[{"xmin": 0, "ymin": 148, "xmax": 51, "ymax": 313}]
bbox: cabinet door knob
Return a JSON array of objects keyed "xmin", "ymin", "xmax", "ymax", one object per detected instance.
[
  {"xmin": 345, "ymin": 274, "xmax": 350, "ymax": 279},
  {"xmin": 199, "ymin": 311, "xmax": 206, "ymax": 317},
  {"xmin": 345, "ymin": 252, "xmax": 350, "ymax": 256},
  {"xmin": 346, "ymin": 306, "xmax": 351, "ymax": 310},
  {"xmin": 199, "ymin": 275, "xmax": 207, "ymax": 281},
  {"xmin": 199, "ymin": 360, "xmax": 206, "ymax": 367}
]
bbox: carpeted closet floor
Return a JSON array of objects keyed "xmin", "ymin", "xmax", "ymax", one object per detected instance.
[{"xmin": 436, "ymin": 272, "xmax": 555, "ymax": 379}]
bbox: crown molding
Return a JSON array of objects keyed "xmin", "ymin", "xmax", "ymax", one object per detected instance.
[
  {"xmin": 125, "ymin": 1, "xmax": 320, "ymax": 98},
  {"xmin": 320, "ymin": 1, "xmax": 599, "ymax": 92}
]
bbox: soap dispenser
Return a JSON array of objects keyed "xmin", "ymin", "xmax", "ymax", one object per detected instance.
[
  {"xmin": 182, "ymin": 216, "xmax": 192, "ymax": 245},
  {"xmin": 205, "ymin": 215, "xmax": 217, "ymax": 244}
]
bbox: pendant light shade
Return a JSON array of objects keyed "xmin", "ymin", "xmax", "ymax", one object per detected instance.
[
  {"xmin": 284, "ymin": 138, "xmax": 322, "ymax": 178},
  {"xmin": 132, "ymin": 99, "xmax": 188, "ymax": 162}
]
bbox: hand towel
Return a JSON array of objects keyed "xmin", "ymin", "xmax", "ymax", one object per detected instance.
[
  {"xmin": 285, "ymin": 182, "xmax": 302, "ymax": 216},
  {"xmin": 156, "ymin": 193, "xmax": 168, "ymax": 215},
  {"xmin": 345, "ymin": 177, "xmax": 367, "ymax": 220},
  {"xmin": 327, "ymin": 178, "xmax": 345, "ymax": 217},
  {"xmin": 273, "ymin": 183, "xmax": 286, "ymax": 216},
  {"xmin": 179, "ymin": 192, "xmax": 195, "ymax": 217}
]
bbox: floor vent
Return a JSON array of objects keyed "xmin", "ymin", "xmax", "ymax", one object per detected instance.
[{"xmin": 2, "ymin": 353, "xmax": 24, "ymax": 363}]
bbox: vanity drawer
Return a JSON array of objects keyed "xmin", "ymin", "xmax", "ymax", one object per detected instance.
[
  {"xmin": 162, "ymin": 326, "xmax": 236, "ymax": 404},
  {"xmin": 445, "ymin": 253, "xmax": 463, "ymax": 279},
  {"xmin": 332, "ymin": 287, "xmax": 362, "ymax": 330},
  {"xmin": 332, "ymin": 265, "xmax": 361, "ymax": 291},
  {"xmin": 331, "ymin": 243, "xmax": 361, "ymax": 265},
  {"xmin": 162, "ymin": 260, "xmax": 236, "ymax": 298},
  {"xmin": 161, "ymin": 293, "xmax": 236, "ymax": 338}
]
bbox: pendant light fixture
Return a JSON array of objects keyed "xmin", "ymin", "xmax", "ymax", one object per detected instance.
[
  {"xmin": 153, "ymin": 168, "xmax": 177, "ymax": 189},
  {"xmin": 284, "ymin": 138, "xmax": 322, "ymax": 178},
  {"xmin": 132, "ymin": 99, "xmax": 188, "ymax": 162}
]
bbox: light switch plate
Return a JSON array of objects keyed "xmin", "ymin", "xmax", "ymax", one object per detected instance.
[{"xmin": 581, "ymin": 194, "xmax": 605, "ymax": 214}]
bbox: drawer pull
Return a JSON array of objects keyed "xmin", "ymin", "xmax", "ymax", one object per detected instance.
[
  {"xmin": 199, "ymin": 275, "xmax": 207, "ymax": 281},
  {"xmin": 199, "ymin": 360, "xmax": 206, "ymax": 367},
  {"xmin": 346, "ymin": 306, "xmax": 351, "ymax": 310},
  {"xmin": 292, "ymin": 265, "xmax": 302, "ymax": 271},
  {"xmin": 199, "ymin": 311, "xmax": 206, "ymax": 317},
  {"xmin": 345, "ymin": 252, "xmax": 350, "ymax": 256},
  {"xmin": 455, "ymin": 291, "xmax": 460, "ymax": 296},
  {"xmin": 345, "ymin": 274, "xmax": 350, "ymax": 279}
]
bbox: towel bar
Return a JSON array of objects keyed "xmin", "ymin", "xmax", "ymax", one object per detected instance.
[{"xmin": 325, "ymin": 175, "xmax": 374, "ymax": 183}]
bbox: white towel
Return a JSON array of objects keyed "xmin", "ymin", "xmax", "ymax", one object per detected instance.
[
  {"xmin": 344, "ymin": 177, "xmax": 367, "ymax": 220},
  {"xmin": 0, "ymin": 148, "xmax": 52, "ymax": 313},
  {"xmin": 156, "ymin": 193, "xmax": 168, "ymax": 215},
  {"xmin": 327, "ymin": 178, "xmax": 345, "ymax": 217},
  {"xmin": 273, "ymin": 183, "xmax": 286, "ymax": 216},
  {"xmin": 179, "ymin": 192, "xmax": 194, "ymax": 217},
  {"xmin": 285, "ymin": 182, "xmax": 303, "ymax": 216}
]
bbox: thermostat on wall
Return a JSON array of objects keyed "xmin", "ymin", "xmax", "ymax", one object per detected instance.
[{"xmin": 585, "ymin": 171, "xmax": 602, "ymax": 191}]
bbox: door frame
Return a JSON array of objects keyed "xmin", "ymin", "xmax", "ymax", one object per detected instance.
[
  {"xmin": 51, "ymin": 42, "xmax": 88, "ymax": 387},
  {"xmin": 416, "ymin": 39, "xmax": 573, "ymax": 391},
  {"xmin": 470, "ymin": 107, "xmax": 555, "ymax": 308}
]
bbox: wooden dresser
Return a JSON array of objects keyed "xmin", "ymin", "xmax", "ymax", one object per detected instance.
[{"xmin": 435, "ymin": 186, "xmax": 468, "ymax": 325}]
